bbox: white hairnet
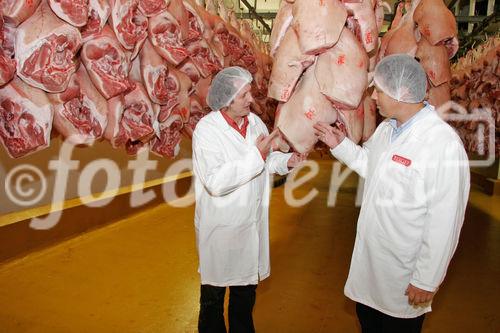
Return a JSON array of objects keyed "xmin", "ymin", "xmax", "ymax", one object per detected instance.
[
  {"xmin": 207, "ymin": 66, "xmax": 253, "ymax": 111},
  {"xmin": 373, "ymin": 54, "xmax": 427, "ymax": 103}
]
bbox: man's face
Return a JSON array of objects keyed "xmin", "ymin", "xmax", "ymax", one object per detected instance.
[
  {"xmin": 227, "ymin": 83, "xmax": 253, "ymax": 118},
  {"xmin": 371, "ymin": 86, "xmax": 395, "ymax": 118}
]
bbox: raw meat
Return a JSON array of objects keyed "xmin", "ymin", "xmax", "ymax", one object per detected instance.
[
  {"xmin": 150, "ymin": 113, "xmax": 183, "ymax": 158},
  {"xmin": 49, "ymin": 65, "xmax": 108, "ymax": 145},
  {"xmin": 416, "ymin": 37, "xmax": 451, "ymax": 87},
  {"xmin": 362, "ymin": 92, "xmax": 377, "ymax": 142},
  {"xmin": 0, "ymin": 77, "xmax": 53, "ymax": 158},
  {"xmin": 48, "ymin": 0, "xmax": 89, "ymax": 27},
  {"xmin": 315, "ymin": 28, "xmax": 369, "ymax": 109},
  {"xmin": 338, "ymin": 105, "xmax": 364, "ymax": 144},
  {"xmin": 15, "ymin": 1, "xmax": 82, "ymax": 93},
  {"xmin": 277, "ymin": 64, "xmax": 338, "ymax": 153},
  {"xmin": 291, "ymin": 0, "xmax": 347, "ymax": 55},
  {"xmin": 413, "ymin": 0, "xmax": 458, "ymax": 58},
  {"xmin": 344, "ymin": 0, "xmax": 378, "ymax": 53},
  {"xmin": 140, "ymin": 39, "xmax": 192, "ymax": 109},
  {"xmin": 104, "ymin": 82, "xmax": 156, "ymax": 151},
  {"xmin": 2, "ymin": 0, "xmax": 42, "ymax": 27},
  {"xmin": 138, "ymin": 0, "xmax": 170, "ymax": 16},
  {"xmin": 81, "ymin": 0, "xmax": 111, "ymax": 42},
  {"xmin": 0, "ymin": 17, "xmax": 16, "ymax": 86},
  {"xmin": 269, "ymin": 0, "xmax": 293, "ymax": 57},
  {"xmin": 267, "ymin": 28, "xmax": 314, "ymax": 102},
  {"xmin": 109, "ymin": 0, "xmax": 148, "ymax": 59},
  {"xmin": 81, "ymin": 26, "xmax": 133, "ymax": 99},
  {"xmin": 148, "ymin": 7, "xmax": 189, "ymax": 65}
]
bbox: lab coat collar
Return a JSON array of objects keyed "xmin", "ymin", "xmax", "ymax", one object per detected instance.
[
  {"xmin": 388, "ymin": 102, "xmax": 435, "ymax": 143},
  {"xmin": 215, "ymin": 111, "xmax": 257, "ymax": 132},
  {"xmin": 389, "ymin": 102, "xmax": 432, "ymax": 130}
]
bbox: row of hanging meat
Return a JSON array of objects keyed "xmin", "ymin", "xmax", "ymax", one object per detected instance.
[
  {"xmin": 449, "ymin": 36, "xmax": 500, "ymax": 157},
  {"xmin": 266, "ymin": 0, "xmax": 461, "ymax": 154},
  {"xmin": 0, "ymin": 0, "xmax": 275, "ymax": 158}
]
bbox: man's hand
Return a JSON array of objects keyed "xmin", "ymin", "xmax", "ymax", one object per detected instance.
[
  {"xmin": 287, "ymin": 152, "xmax": 307, "ymax": 168},
  {"xmin": 313, "ymin": 121, "xmax": 346, "ymax": 149},
  {"xmin": 256, "ymin": 128, "xmax": 281, "ymax": 158},
  {"xmin": 405, "ymin": 284, "xmax": 436, "ymax": 307}
]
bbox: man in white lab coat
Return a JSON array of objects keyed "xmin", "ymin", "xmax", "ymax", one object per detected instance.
[
  {"xmin": 192, "ymin": 67, "xmax": 304, "ymax": 333},
  {"xmin": 314, "ymin": 55, "xmax": 470, "ymax": 333}
]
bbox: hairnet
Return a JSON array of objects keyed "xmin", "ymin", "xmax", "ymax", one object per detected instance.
[
  {"xmin": 373, "ymin": 54, "xmax": 427, "ymax": 103},
  {"xmin": 206, "ymin": 66, "xmax": 253, "ymax": 111}
]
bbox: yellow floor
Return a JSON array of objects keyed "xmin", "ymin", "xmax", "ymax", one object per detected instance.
[{"xmin": 0, "ymin": 159, "xmax": 499, "ymax": 332}]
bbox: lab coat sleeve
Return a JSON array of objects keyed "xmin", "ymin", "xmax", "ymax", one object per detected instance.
[
  {"xmin": 330, "ymin": 138, "xmax": 370, "ymax": 178},
  {"xmin": 192, "ymin": 125, "xmax": 266, "ymax": 197},
  {"xmin": 410, "ymin": 140, "xmax": 470, "ymax": 292},
  {"xmin": 266, "ymin": 151, "xmax": 292, "ymax": 176}
]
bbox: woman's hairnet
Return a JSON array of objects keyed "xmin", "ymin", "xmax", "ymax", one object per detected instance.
[
  {"xmin": 206, "ymin": 66, "xmax": 253, "ymax": 111},
  {"xmin": 373, "ymin": 54, "xmax": 427, "ymax": 103}
]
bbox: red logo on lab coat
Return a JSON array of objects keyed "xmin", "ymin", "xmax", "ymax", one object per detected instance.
[{"xmin": 392, "ymin": 155, "xmax": 411, "ymax": 167}]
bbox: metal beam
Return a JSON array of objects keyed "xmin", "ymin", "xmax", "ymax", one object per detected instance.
[
  {"xmin": 238, "ymin": 0, "xmax": 272, "ymax": 34},
  {"xmin": 460, "ymin": 12, "xmax": 499, "ymax": 51},
  {"xmin": 456, "ymin": 15, "xmax": 489, "ymax": 22},
  {"xmin": 237, "ymin": 12, "xmax": 491, "ymax": 25},
  {"xmin": 447, "ymin": 0, "xmax": 460, "ymax": 10},
  {"xmin": 239, "ymin": 12, "xmax": 277, "ymax": 19}
]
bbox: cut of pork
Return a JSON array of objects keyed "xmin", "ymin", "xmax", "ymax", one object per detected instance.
[
  {"xmin": 48, "ymin": 0, "xmax": 89, "ymax": 27},
  {"xmin": 81, "ymin": 26, "xmax": 133, "ymax": 99},
  {"xmin": 0, "ymin": 77, "xmax": 53, "ymax": 158},
  {"xmin": 49, "ymin": 65, "xmax": 108, "ymax": 145},
  {"xmin": 15, "ymin": 1, "xmax": 82, "ymax": 93}
]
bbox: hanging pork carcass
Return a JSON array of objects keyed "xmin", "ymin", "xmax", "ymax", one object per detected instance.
[{"xmin": 0, "ymin": 77, "xmax": 54, "ymax": 158}]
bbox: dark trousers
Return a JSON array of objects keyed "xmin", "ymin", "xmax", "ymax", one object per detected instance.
[
  {"xmin": 198, "ymin": 284, "xmax": 257, "ymax": 333},
  {"xmin": 356, "ymin": 303, "xmax": 426, "ymax": 333}
]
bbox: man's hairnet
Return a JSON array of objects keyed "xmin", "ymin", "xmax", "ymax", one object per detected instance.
[
  {"xmin": 373, "ymin": 54, "xmax": 427, "ymax": 103},
  {"xmin": 206, "ymin": 66, "xmax": 253, "ymax": 111}
]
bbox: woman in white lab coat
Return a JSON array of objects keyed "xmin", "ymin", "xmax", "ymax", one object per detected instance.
[
  {"xmin": 314, "ymin": 55, "xmax": 470, "ymax": 333},
  {"xmin": 192, "ymin": 67, "xmax": 304, "ymax": 333}
]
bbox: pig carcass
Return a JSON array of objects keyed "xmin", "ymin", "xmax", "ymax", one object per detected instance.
[
  {"xmin": 416, "ymin": 37, "xmax": 451, "ymax": 87},
  {"xmin": 2, "ymin": 0, "xmax": 42, "ymax": 27},
  {"xmin": 81, "ymin": 26, "xmax": 133, "ymax": 99},
  {"xmin": 15, "ymin": 1, "xmax": 82, "ymax": 93},
  {"xmin": 109, "ymin": 0, "xmax": 148, "ymax": 59},
  {"xmin": 315, "ymin": 28, "xmax": 369, "ymax": 109},
  {"xmin": 105, "ymin": 83, "xmax": 157, "ymax": 153},
  {"xmin": 413, "ymin": 0, "xmax": 458, "ymax": 58},
  {"xmin": 268, "ymin": 28, "xmax": 315, "ymax": 102},
  {"xmin": 49, "ymin": 65, "xmax": 108, "ymax": 145},
  {"xmin": 344, "ymin": 0, "xmax": 379, "ymax": 53},
  {"xmin": 277, "ymin": 63, "xmax": 338, "ymax": 153},
  {"xmin": 0, "ymin": 16, "xmax": 16, "ymax": 86},
  {"xmin": 0, "ymin": 77, "xmax": 53, "ymax": 158},
  {"xmin": 48, "ymin": 0, "xmax": 89, "ymax": 27},
  {"xmin": 269, "ymin": 0, "xmax": 293, "ymax": 57},
  {"xmin": 148, "ymin": 5, "xmax": 189, "ymax": 65},
  {"xmin": 138, "ymin": 0, "xmax": 170, "ymax": 16},
  {"xmin": 81, "ymin": 0, "xmax": 111, "ymax": 42},
  {"xmin": 291, "ymin": 0, "xmax": 347, "ymax": 55}
]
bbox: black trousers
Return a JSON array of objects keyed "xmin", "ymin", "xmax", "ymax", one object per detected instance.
[
  {"xmin": 356, "ymin": 303, "xmax": 426, "ymax": 333},
  {"xmin": 198, "ymin": 284, "xmax": 257, "ymax": 333}
]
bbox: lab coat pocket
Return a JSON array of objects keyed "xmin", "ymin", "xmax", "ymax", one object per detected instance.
[{"xmin": 375, "ymin": 162, "xmax": 415, "ymax": 209}]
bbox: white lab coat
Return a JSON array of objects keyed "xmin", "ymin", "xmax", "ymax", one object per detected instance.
[
  {"xmin": 331, "ymin": 106, "xmax": 470, "ymax": 318},
  {"xmin": 192, "ymin": 111, "xmax": 291, "ymax": 286}
]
